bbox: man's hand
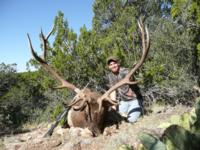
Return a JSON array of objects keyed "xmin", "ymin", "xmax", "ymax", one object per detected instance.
[
  {"xmin": 119, "ymin": 112, "xmax": 128, "ymax": 118},
  {"xmin": 111, "ymin": 105, "xmax": 117, "ymax": 110}
]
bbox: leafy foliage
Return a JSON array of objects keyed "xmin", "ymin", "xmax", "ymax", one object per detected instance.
[
  {"xmin": 171, "ymin": 0, "xmax": 200, "ymax": 84},
  {"xmin": 0, "ymin": 63, "xmax": 17, "ymax": 97},
  {"xmin": 139, "ymin": 98, "xmax": 200, "ymax": 150},
  {"xmin": 139, "ymin": 132, "xmax": 166, "ymax": 150},
  {"xmin": 0, "ymin": 64, "xmax": 48, "ymax": 134}
]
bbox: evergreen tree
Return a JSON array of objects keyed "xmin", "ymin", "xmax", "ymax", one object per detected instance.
[{"xmin": 171, "ymin": 0, "xmax": 200, "ymax": 84}]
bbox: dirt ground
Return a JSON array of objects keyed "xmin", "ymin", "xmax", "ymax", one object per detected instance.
[{"xmin": 1, "ymin": 104, "xmax": 191, "ymax": 150}]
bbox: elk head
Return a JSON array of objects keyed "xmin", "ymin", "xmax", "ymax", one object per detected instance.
[{"xmin": 27, "ymin": 17, "xmax": 150, "ymax": 136}]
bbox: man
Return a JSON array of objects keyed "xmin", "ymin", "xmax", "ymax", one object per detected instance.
[{"xmin": 106, "ymin": 56, "xmax": 143, "ymax": 123}]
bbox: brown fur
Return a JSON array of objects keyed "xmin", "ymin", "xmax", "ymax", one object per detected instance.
[{"xmin": 66, "ymin": 88, "xmax": 113, "ymax": 136}]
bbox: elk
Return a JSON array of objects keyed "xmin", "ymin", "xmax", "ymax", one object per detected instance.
[{"xmin": 27, "ymin": 17, "xmax": 150, "ymax": 136}]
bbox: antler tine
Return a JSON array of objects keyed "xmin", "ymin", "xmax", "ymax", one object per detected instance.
[
  {"xmin": 145, "ymin": 25, "xmax": 150, "ymax": 53},
  {"xmin": 40, "ymin": 27, "xmax": 54, "ymax": 60},
  {"xmin": 98, "ymin": 96, "xmax": 118, "ymax": 112},
  {"xmin": 40, "ymin": 26, "xmax": 54, "ymax": 41},
  {"xmin": 27, "ymin": 32, "xmax": 78, "ymax": 92},
  {"xmin": 27, "ymin": 33, "xmax": 46, "ymax": 64},
  {"xmin": 46, "ymin": 26, "xmax": 54, "ymax": 40},
  {"xmin": 137, "ymin": 18, "xmax": 143, "ymax": 34},
  {"xmin": 40, "ymin": 29, "xmax": 47, "ymax": 60}
]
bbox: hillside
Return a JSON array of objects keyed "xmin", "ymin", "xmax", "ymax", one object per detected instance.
[{"xmin": 1, "ymin": 104, "xmax": 191, "ymax": 150}]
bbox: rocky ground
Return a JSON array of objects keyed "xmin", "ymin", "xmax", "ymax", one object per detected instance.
[{"xmin": 0, "ymin": 104, "xmax": 191, "ymax": 150}]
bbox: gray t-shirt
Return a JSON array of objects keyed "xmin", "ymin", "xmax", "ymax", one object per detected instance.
[{"xmin": 107, "ymin": 67, "xmax": 136, "ymax": 101}]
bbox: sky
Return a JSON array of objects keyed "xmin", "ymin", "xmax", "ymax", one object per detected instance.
[{"xmin": 0, "ymin": 0, "xmax": 95, "ymax": 72}]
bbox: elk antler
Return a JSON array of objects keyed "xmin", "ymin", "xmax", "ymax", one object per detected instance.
[
  {"xmin": 27, "ymin": 28, "xmax": 78, "ymax": 92},
  {"xmin": 98, "ymin": 17, "xmax": 150, "ymax": 111}
]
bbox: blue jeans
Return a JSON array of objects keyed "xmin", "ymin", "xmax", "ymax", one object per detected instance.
[{"xmin": 118, "ymin": 99, "xmax": 141, "ymax": 123}]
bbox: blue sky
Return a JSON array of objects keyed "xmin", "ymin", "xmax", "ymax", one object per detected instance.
[{"xmin": 0, "ymin": 0, "xmax": 94, "ymax": 72}]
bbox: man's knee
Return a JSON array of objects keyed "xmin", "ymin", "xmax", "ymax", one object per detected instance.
[{"xmin": 127, "ymin": 111, "xmax": 141, "ymax": 123}]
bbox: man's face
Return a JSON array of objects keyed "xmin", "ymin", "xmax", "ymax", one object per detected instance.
[{"xmin": 108, "ymin": 61, "xmax": 120, "ymax": 74}]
